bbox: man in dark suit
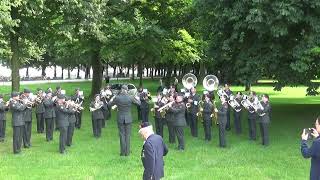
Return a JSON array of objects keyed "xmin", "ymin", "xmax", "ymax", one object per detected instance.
[
  {"xmin": 257, "ymin": 94, "xmax": 271, "ymax": 146},
  {"xmin": 140, "ymin": 90, "xmax": 151, "ymax": 123},
  {"xmin": 55, "ymin": 95, "xmax": 70, "ymax": 154},
  {"xmin": 168, "ymin": 93, "xmax": 187, "ymax": 150},
  {"xmin": 187, "ymin": 87, "xmax": 200, "ymax": 137},
  {"xmin": 223, "ymin": 84, "xmax": 233, "ymax": 131},
  {"xmin": 66, "ymin": 97, "xmax": 76, "ymax": 146},
  {"xmin": 139, "ymin": 122, "xmax": 168, "ymax": 180},
  {"xmin": 166, "ymin": 94, "xmax": 176, "ymax": 144},
  {"xmin": 72, "ymin": 88, "xmax": 84, "ymax": 129},
  {"xmin": 22, "ymin": 89, "xmax": 33, "ymax": 148},
  {"xmin": 154, "ymin": 93, "xmax": 165, "ymax": 137},
  {"xmin": 233, "ymin": 92, "xmax": 243, "ymax": 134},
  {"xmin": 202, "ymin": 94, "xmax": 214, "ymax": 141},
  {"xmin": 10, "ymin": 92, "xmax": 27, "ymax": 154},
  {"xmin": 43, "ymin": 91, "xmax": 56, "ymax": 141},
  {"xmin": 215, "ymin": 95, "xmax": 228, "ymax": 147},
  {"xmin": 90, "ymin": 94, "xmax": 104, "ymax": 138},
  {"xmin": 110, "ymin": 85, "xmax": 140, "ymax": 156},
  {"xmin": 301, "ymin": 116, "xmax": 320, "ymax": 180},
  {"xmin": 35, "ymin": 88, "xmax": 45, "ymax": 133},
  {"xmin": 248, "ymin": 91, "xmax": 257, "ymax": 141},
  {"xmin": 0, "ymin": 94, "xmax": 9, "ymax": 142}
]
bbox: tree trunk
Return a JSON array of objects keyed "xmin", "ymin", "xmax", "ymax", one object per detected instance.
[
  {"xmin": 85, "ymin": 65, "xmax": 90, "ymax": 79},
  {"xmin": 61, "ymin": 67, "xmax": 64, "ymax": 79},
  {"xmin": 199, "ymin": 61, "xmax": 206, "ymax": 82},
  {"xmin": 54, "ymin": 65, "xmax": 57, "ymax": 79},
  {"xmin": 67, "ymin": 67, "xmax": 71, "ymax": 79},
  {"xmin": 131, "ymin": 64, "xmax": 135, "ymax": 80},
  {"xmin": 41, "ymin": 65, "xmax": 46, "ymax": 77},
  {"xmin": 77, "ymin": 65, "xmax": 80, "ymax": 79},
  {"xmin": 112, "ymin": 66, "xmax": 116, "ymax": 78},
  {"xmin": 138, "ymin": 62, "xmax": 143, "ymax": 87},
  {"xmin": 91, "ymin": 49, "xmax": 103, "ymax": 97},
  {"xmin": 151, "ymin": 67, "xmax": 154, "ymax": 80},
  {"xmin": 245, "ymin": 83, "xmax": 251, "ymax": 91},
  {"xmin": 26, "ymin": 67, "xmax": 29, "ymax": 78},
  {"xmin": 9, "ymin": 7, "xmax": 20, "ymax": 92},
  {"xmin": 126, "ymin": 67, "xmax": 130, "ymax": 77}
]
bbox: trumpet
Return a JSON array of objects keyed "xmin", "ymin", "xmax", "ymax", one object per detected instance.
[{"xmin": 157, "ymin": 101, "xmax": 174, "ymax": 113}]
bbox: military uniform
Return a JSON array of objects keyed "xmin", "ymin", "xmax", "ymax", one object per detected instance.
[
  {"xmin": 258, "ymin": 101, "xmax": 271, "ymax": 146},
  {"xmin": 55, "ymin": 103, "xmax": 70, "ymax": 153},
  {"xmin": 43, "ymin": 97, "xmax": 56, "ymax": 141},
  {"xmin": 154, "ymin": 99, "xmax": 165, "ymax": 137},
  {"xmin": 233, "ymin": 98, "xmax": 242, "ymax": 134},
  {"xmin": 90, "ymin": 101, "xmax": 104, "ymax": 138},
  {"xmin": 10, "ymin": 99, "xmax": 27, "ymax": 154},
  {"xmin": 140, "ymin": 93, "xmax": 151, "ymax": 123},
  {"xmin": 188, "ymin": 93, "xmax": 200, "ymax": 137},
  {"xmin": 203, "ymin": 100, "xmax": 214, "ymax": 141},
  {"xmin": 0, "ymin": 101, "xmax": 8, "ymax": 142},
  {"xmin": 165, "ymin": 108, "xmax": 176, "ymax": 144},
  {"xmin": 35, "ymin": 98, "xmax": 45, "ymax": 133},
  {"xmin": 66, "ymin": 106, "xmax": 76, "ymax": 146},
  {"xmin": 102, "ymin": 99, "xmax": 110, "ymax": 128},
  {"xmin": 110, "ymin": 92, "xmax": 141, "ymax": 156},
  {"xmin": 72, "ymin": 94, "xmax": 84, "ymax": 129},
  {"xmin": 23, "ymin": 105, "xmax": 33, "ymax": 148},
  {"xmin": 168, "ymin": 102, "xmax": 187, "ymax": 150},
  {"xmin": 224, "ymin": 89, "xmax": 233, "ymax": 131},
  {"xmin": 217, "ymin": 102, "xmax": 228, "ymax": 147},
  {"xmin": 248, "ymin": 102, "xmax": 257, "ymax": 141}
]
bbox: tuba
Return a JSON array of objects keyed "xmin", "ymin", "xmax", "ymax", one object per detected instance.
[
  {"xmin": 203, "ymin": 75, "xmax": 219, "ymax": 92},
  {"xmin": 203, "ymin": 75, "xmax": 219, "ymax": 124},
  {"xmin": 182, "ymin": 73, "xmax": 198, "ymax": 90}
]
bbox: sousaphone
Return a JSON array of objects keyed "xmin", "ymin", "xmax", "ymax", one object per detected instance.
[
  {"xmin": 203, "ymin": 75, "xmax": 219, "ymax": 92},
  {"xmin": 182, "ymin": 73, "xmax": 198, "ymax": 90}
]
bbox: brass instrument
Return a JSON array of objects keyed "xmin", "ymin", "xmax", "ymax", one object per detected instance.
[
  {"xmin": 228, "ymin": 95, "xmax": 242, "ymax": 112},
  {"xmin": 202, "ymin": 75, "xmax": 220, "ymax": 124},
  {"xmin": 217, "ymin": 86, "xmax": 229, "ymax": 98},
  {"xmin": 241, "ymin": 95, "xmax": 265, "ymax": 116},
  {"xmin": 182, "ymin": 73, "xmax": 198, "ymax": 90},
  {"xmin": 157, "ymin": 101, "xmax": 174, "ymax": 113},
  {"xmin": 89, "ymin": 100, "xmax": 103, "ymax": 112}
]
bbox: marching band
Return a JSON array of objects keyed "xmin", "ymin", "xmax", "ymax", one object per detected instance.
[{"xmin": 0, "ymin": 73, "xmax": 272, "ymax": 154}]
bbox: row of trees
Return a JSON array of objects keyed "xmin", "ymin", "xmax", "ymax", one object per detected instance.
[{"xmin": 0, "ymin": 0, "xmax": 319, "ymax": 96}]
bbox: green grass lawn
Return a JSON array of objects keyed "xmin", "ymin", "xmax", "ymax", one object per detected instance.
[{"xmin": 0, "ymin": 80, "xmax": 319, "ymax": 179}]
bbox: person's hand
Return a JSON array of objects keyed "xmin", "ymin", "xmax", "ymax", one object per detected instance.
[
  {"xmin": 301, "ymin": 129, "xmax": 308, "ymax": 140},
  {"xmin": 311, "ymin": 128, "xmax": 319, "ymax": 138}
]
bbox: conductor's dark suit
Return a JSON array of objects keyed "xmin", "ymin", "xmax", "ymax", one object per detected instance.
[
  {"xmin": 141, "ymin": 134, "xmax": 168, "ymax": 180},
  {"xmin": 301, "ymin": 136, "xmax": 320, "ymax": 180},
  {"xmin": 110, "ymin": 92, "xmax": 140, "ymax": 156},
  {"xmin": 168, "ymin": 102, "xmax": 187, "ymax": 150}
]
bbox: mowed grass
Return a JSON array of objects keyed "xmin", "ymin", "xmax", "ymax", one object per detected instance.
[{"xmin": 0, "ymin": 79, "xmax": 319, "ymax": 179}]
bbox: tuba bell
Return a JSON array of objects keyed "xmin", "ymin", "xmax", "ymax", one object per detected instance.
[
  {"xmin": 203, "ymin": 75, "xmax": 219, "ymax": 92},
  {"xmin": 182, "ymin": 73, "xmax": 198, "ymax": 90}
]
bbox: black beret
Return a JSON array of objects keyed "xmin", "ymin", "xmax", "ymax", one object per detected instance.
[
  {"xmin": 56, "ymin": 86, "xmax": 61, "ymax": 90},
  {"xmin": 24, "ymin": 89, "xmax": 31, "ymax": 93},
  {"xmin": 11, "ymin": 92, "xmax": 19, "ymax": 98},
  {"xmin": 37, "ymin": 88, "xmax": 42, "ymax": 91},
  {"xmin": 140, "ymin": 122, "xmax": 151, "ymax": 128},
  {"xmin": 57, "ymin": 94, "xmax": 65, "ymax": 100}
]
